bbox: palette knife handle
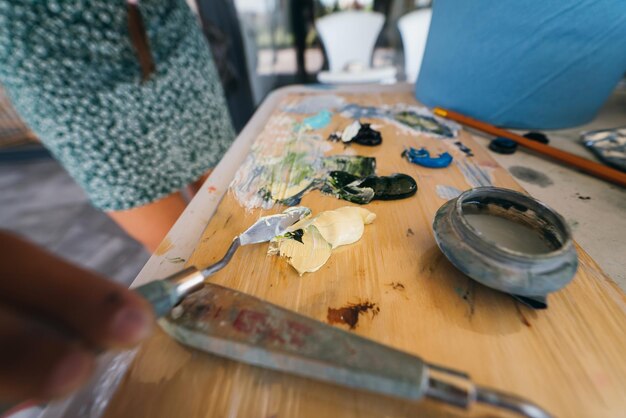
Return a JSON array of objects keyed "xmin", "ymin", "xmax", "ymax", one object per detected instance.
[
  {"xmin": 134, "ymin": 266, "xmax": 205, "ymax": 318},
  {"xmin": 134, "ymin": 237, "xmax": 242, "ymax": 318}
]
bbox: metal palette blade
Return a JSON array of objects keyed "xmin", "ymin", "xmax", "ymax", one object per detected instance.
[{"xmin": 238, "ymin": 206, "xmax": 311, "ymax": 245}]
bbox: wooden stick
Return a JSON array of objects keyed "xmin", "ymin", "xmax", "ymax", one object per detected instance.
[{"xmin": 433, "ymin": 107, "xmax": 626, "ymax": 188}]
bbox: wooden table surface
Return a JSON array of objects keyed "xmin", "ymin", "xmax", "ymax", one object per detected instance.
[{"xmin": 41, "ymin": 84, "xmax": 626, "ymax": 418}]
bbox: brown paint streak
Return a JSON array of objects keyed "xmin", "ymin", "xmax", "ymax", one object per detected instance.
[
  {"xmin": 461, "ymin": 282, "xmax": 476, "ymax": 318},
  {"xmin": 514, "ymin": 302, "xmax": 532, "ymax": 327},
  {"xmin": 202, "ymin": 230, "xmax": 217, "ymax": 242},
  {"xmin": 418, "ymin": 246, "xmax": 445, "ymax": 275},
  {"xmin": 327, "ymin": 302, "xmax": 379, "ymax": 329},
  {"xmin": 388, "ymin": 282, "xmax": 405, "ymax": 290}
]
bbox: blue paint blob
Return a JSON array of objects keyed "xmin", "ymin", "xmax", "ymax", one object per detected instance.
[
  {"xmin": 402, "ymin": 147, "xmax": 453, "ymax": 168},
  {"xmin": 302, "ymin": 110, "xmax": 333, "ymax": 129}
]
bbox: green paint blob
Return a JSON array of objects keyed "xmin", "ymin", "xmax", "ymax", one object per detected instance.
[{"xmin": 322, "ymin": 171, "xmax": 418, "ymax": 204}]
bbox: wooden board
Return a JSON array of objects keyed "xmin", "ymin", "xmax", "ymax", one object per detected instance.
[{"xmin": 103, "ymin": 92, "xmax": 626, "ymax": 418}]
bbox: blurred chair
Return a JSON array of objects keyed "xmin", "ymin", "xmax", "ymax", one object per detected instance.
[
  {"xmin": 195, "ymin": 0, "xmax": 255, "ymax": 132},
  {"xmin": 316, "ymin": 11, "xmax": 396, "ymax": 84},
  {"xmin": 398, "ymin": 8, "xmax": 432, "ymax": 83}
]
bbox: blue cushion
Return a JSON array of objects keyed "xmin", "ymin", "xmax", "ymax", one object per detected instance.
[{"xmin": 415, "ymin": 1, "xmax": 626, "ymax": 129}]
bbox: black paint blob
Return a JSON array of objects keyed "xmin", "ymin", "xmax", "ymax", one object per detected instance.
[
  {"xmin": 284, "ymin": 229, "xmax": 304, "ymax": 243},
  {"xmin": 352, "ymin": 123, "xmax": 382, "ymax": 146},
  {"xmin": 489, "ymin": 137, "xmax": 518, "ymax": 154},
  {"xmin": 523, "ymin": 131, "xmax": 550, "ymax": 144}
]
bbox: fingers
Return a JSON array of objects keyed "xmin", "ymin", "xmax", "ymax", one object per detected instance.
[
  {"xmin": 0, "ymin": 232, "xmax": 154, "ymax": 350},
  {"xmin": 0, "ymin": 306, "xmax": 95, "ymax": 402}
]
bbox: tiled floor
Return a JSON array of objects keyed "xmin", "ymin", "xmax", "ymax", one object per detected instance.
[{"xmin": 0, "ymin": 155, "xmax": 149, "ymax": 287}]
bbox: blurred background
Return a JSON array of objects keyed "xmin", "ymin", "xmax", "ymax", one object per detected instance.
[{"xmin": 194, "ymin": 0, "xmax": 432, "ymax": 130}]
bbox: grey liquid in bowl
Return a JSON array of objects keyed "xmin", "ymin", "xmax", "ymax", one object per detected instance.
[
  {"xmin": 460, "ymin": 194, "xmax": 565, "ymax": 256},
  {"xmin": 433, "ymin": 187, "xmax": 578, "ymax": 297},
  {"xmin": 463, "ymin": 213, "xmax": 554, "ymax": 255}
]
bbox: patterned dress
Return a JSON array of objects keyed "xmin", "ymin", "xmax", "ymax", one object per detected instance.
[{"xmin": 0, "ymin": 0, "xmax": 235, "ymax": 210}]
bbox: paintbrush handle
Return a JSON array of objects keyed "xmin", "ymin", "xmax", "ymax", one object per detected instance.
[{"xmin": 433, "ymin": 108, "xmax": 626, "ymax": 188}]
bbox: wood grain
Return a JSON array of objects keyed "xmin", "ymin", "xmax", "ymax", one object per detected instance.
[{"xmin": 103, "ymin": 92, "xmax": 626, "ymax": 418}]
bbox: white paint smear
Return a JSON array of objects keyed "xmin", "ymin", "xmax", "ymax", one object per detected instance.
[
  {"xmin": 436, "ymin": 185, "xmax": 463, "ymax": 200},
  {"xmin": 456, "ymin": 160, "xmax": 494, "ymax": 188},
  {"xmin": 283, "ymin": 94, "xmax": 346, "ymax": 114}
]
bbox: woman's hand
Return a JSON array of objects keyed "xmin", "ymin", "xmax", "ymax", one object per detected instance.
[{"xmin": 0, "ymin": 231, "xmax": 154, "ymax": 404}]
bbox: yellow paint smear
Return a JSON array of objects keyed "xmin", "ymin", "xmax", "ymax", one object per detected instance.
[{"xmin": 269, "ymin": 206, "xmax": 376, "ymax": 275}]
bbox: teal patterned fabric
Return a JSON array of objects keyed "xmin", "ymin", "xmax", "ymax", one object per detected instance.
[{"xmin": 0, "ymin": 0, "xmax": 235, "ymax": 210}]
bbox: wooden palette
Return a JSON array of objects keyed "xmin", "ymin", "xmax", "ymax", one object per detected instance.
[{"xmin": 103, "ymin": 92, "xmax": 626, "ymax": 418}]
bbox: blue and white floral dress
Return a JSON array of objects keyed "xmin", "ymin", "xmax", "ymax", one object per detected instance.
[{"xmin": 0, "ymin": 0, "xmax": 235, "ymax": 210}]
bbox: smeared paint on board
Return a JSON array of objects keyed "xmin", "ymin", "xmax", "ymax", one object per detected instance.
[
  {"xmin": 165, "ymin": 256, "xmax": 186, "ymax": 264},
  {"xmin": 388, "ymin": 282, "xmax": 405, "ymax": 291},
  {"xmin": 231, "ymin": 93, "xmax": 457, "ymax": 210},
  {"xmin": 436, "ymin": 185, "xmax": 462, "ymax": 200},
  {"xmin": 230, "ymin": 130, "xmax": 414, "ymax": 209},
  {"xmin": 340, "ymin": 104, "xmax": 383, "ymax": 120},
  {"xmin": 514, "ymin": 302, "xmax": 532, "ymax": 327},
  {"xmin": 509, "ymin": 166, "xmax": 554, "ymax": 188},
  {"xmin": 230, "ymin": 126, "xmax": 331, "ymax": 210},
  {"xmin": 456, "ymin": 160, "xmax": 494, "ymax": 188},
  {"xmin": 341, "ymin": 103, "xmax": 460, "ymax": 139},
  {"xmin": 231, "ymin": 95, "xmax": 398, "ymax": 210},
  {"xmin": 453, "ymin": 141, "xmax": 474, "ymax": 157},
  {"xmin": 284, "ymin": 94, "xmax": 346, "ymax": 114},
  {"xmin": 455, "ymin": 282, "xmax": 476, "ymax": 318},
  {"xmin": 327, "ymin": 302, "xmax": 379, "ymax": 329},
  {"xmin": 387, "ymin": 282, "xmax": 409, "ymax": 300},
  {"xmin": 301, "ymin": 110, "xmax": 332, "ymax": 130},
  {"xmin": 285, "ymin": 93, "xmax": 460, "ymax": 138}
]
